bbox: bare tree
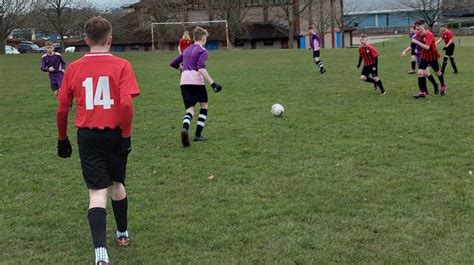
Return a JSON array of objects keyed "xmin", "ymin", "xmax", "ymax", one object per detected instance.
[
  {"xmin": 34, "ymin": 0, "xmax": 87, "ymax": 51},
  {"xmin": 0, "ymin": 0, "xmax": 31, "ymax": 54},
  {"xmin": 210, "ymin": 0, "xmax": 250, "ymax": 45},
  {"xmin": 396, "ymin": 0, "xmax": 442, "ymax": 29},
  {"xmin": 272, "ymin": 0, "xmax": 313, "ymax": 49}
]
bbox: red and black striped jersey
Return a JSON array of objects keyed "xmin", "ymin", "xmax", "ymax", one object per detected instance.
[
  {"xmin": 441, "ymin": 30, "xmax": 454, "ymax": 45},
  {"xmin": 359, "ymin": 44, "xmax": 378, "ymax": 65},
  {"xmin": 419, "ymin": 31, "xmax": 440, "ymax": 61}
]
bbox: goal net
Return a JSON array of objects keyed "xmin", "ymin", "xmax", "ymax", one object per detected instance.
[{"xmin": 151, "ymin": 20, "xmax": 230, "ymax": 52}]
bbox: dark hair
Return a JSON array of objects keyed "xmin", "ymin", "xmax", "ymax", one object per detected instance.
[
  {"xmin": 84, "ymin": 16, "xmax": 112, "ymax": 45},
  {"xmin": 359, "ymin": 34, "xmax": 367, "ymax": 38},
  {"xmin": 45, "ymin": 41, "xmax": 53, "ymax": 47},
  {"xmin": 414, "ymin": 20, "xmax": 425, "ymax": 26}
]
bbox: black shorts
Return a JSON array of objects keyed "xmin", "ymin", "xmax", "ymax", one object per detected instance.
[
  {"xmin": 313, "ymin": 50, "xmax": 320, "ymax": 58},
  {"xmin": 180, "ymin": 85, "xmax": 208, "ymax": 109},
  {"xmin": 419, "ymin": 59, "xmax": 440, "ymax": 72},
  {"xmin": 77, "ymin": 128, "xmax": 127, "ymax": 190},
  {"xmin": 361, "ymin": 64, "xmax": 378, "ymax": 77},
  {"xmin": 411, "ymin": 49, "xmax": 417, "ymax": 56},
  {"xmin": 444, "ymin": 44, "xmax": 455, "ymax": 57}
]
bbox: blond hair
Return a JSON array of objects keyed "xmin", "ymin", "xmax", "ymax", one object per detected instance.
[{"xmin": 193, "ymin": 27, "xmax": 208, "ymax": 41}]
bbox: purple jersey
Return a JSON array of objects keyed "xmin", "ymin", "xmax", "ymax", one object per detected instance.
[
  {"xmin": 310, "ymin": 33, "xmax": 321, "ymax": 51},
  {"xmin": 41, "ymin": 52, "xmax": 66, "ymax": 78},
  {"xmin": 170, "ymin": 44, "xmax": 208, "ymax": 85},
  {"xmin": 409, "ymin": 32, "xmax": 420, "ymax": 54}
]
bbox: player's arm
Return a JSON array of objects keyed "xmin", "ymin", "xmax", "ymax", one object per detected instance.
[
  {"xmin": 197, "ymin": 51, "xmax": 222, "ymax": 92},
  {"xmin": 178, "ymin": 40, "xmax": 183, "ymax": 54},
  {"xmin": 40, "ymin": 57, "xmax": 49, "ymax": 72},
  {"xmin": 357, "ymin": 56, "xmax": 362, "ymax": 68},
  {"xmin": 445, "ymin": 38, "xmax": 453, "ymax": 47},
  {"xmin": 56, "ymin": 72, "xmax": 73, "ymax": 158},
  {"xmin": 412, "ymin": 37, "xmax": 430, "ymax": 50},
  {"xmin": 170, "ymin": 54, "xmax": 184, "ymax": 69},
  {"xmin": 401, "ymin": 46, "xmax": 411, "ymax": 56},
  {"xmin": 435, "ymin": 37, "xmax": 443, "ymax": 45},
  {"xmin": 59, "ymin": 55, "xmax": 67, "ymax": 72}
]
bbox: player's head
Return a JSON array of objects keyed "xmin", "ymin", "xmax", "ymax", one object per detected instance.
[
  {"xmin": 414, "ymin": 20, "xmax": 427, "ymax": 34},
  {"xmin": 308, "ymin": 25, "xmax": 316, "ymax": 34},
  {"xmin": 359, "ymin": 34, "xmax": 368, "ymax": 46},
  {"xmin": 410, "ymin": 25, "xmax": 416, "ymax": 33},
  {"xmin": 183, "ymin": 30, "xmax": 190, "ymax": 39},
  {"xmin": 84, "ymin": 16, "xmax": 112, "ymax": 48},
  {"xmin": 45, "ymin": 41, "xmax": 54, "ymax": 55},
  {"xmin": 193, "ymin": 26, "xmax": 208, "ymax": 44},
  {"xmin": 440, "ymin": 24, "xmax": 448, "ymax": 32}
]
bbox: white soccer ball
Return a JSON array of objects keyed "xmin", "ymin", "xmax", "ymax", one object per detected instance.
[{"xmin": 271, "ymin": 103, "xmax": 284, "ymax": 117}]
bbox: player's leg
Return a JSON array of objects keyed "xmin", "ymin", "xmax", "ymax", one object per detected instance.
[
  {"xmin": 447, "ymin": 45, "xmax": 458, "ymax": 73},
  {"xmin": 431, "ymin": 60, "xmax": 446, "ymax": 96},
  {"xmin": 415, "ymin": 60, "xmax": 429, "ymax": 98},
  {"xmin": 372, "ymin": 66, "xmax": 385, "ymax": 95},
  {"xmin": 313, "ymin": 51, "xmax": 325, "ymax": 73},
  {"xmin": 194, "ymin": 85, "xmax": 209, "ymax": 141},
  {"xmin": 78, "ymin": 128, "xmax": 114, "ymax": 264},
  {"xmin": 425, "ymin": 67, "xmax": 439, "ymax": 94},
  {"xmin": 441, "ymin": 55, "xmax": 449, "ymax": 74},
  {"xmin": 361, "ymin": 66, "xmax": 375, "ymax": 85},
  {"xmin": 194, "ymin": 102, "xmax": 208, "ymax": 141},
  {"xmin": 180, "ymin": 85, "xmax": 197, "ymax": 147}
]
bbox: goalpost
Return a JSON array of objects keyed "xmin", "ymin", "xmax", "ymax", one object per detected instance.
[{"xmin": 151, "ymin": 20, "xmax": 230, "ymax": 51}]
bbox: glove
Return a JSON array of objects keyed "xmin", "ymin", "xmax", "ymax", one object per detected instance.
[
  {"xmin": 57, "ymin": 138, "xmax": 72, "ymax": 158},
  {"xmin": 356, "ymin": 64, "xmax": 361, "ymax": 69},
  {"xmin": 211, "ymin": 82, "xmax": 222, "ymax": 93},
  {"xmin": 119, "ymin": 137, "xmax": 132, "ymax": 159},
  {"xmin": 443, "ymin": 47, "xmax": 447, "ymax": 51}
]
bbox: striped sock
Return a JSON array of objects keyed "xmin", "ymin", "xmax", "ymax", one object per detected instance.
[
  {"xmin": 195, "ymin": 108, "xmax": 207, "ymax": 137},
  {"xmin": 316, "ymin": 60, "xmax": 324, "ymax": 70},
  {"xmin": 95, "ymin": 247, "xmax": 109, "ymax": 264},
  {"xmin": 182, "ymin": 113, "xmax": 193, "ymax": 131}
]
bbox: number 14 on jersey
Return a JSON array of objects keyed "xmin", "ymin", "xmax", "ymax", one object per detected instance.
[{"xmin": 83, "ymin": 76, "xmax": 115, "ymax": 110}]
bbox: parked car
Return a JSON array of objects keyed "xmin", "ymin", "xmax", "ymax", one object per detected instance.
[
  {"xmin": 18, "ymin": 41, "xmax": 44, "ymax": 53},
  {"xmin": 5, "ymin": 45, "xmax": 20, "ymax": 55},
  {"xmin": 65, "ymin": 46, "xmax": 76, "ymax": 53}
]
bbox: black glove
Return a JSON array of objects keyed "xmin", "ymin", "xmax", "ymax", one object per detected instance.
[
  {"xmin": 211, "ymin": 82, "xmax": 222, "ymax": 93},
  {"xmin": 356, "ymin": 64, "xmax": 361, "ymax": 69},
  {"xmin": 57, "ymin": 138, "xmax": 72, "ymax": 158},
  {"xmin": 443, "ymin": 47, "xmax": 447, "ymax": 51},
  {"xmin": 119, "ymin": 137, "xmax": 132, "ymax": 159}
]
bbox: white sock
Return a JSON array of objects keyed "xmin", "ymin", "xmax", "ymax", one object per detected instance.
[
  {"xmin": 95, "ymin": 247, "xmax": 109, "ymax": 264},
  {"xmin": 116, "ymin": 230, "xmax": 129, "ymax": 238}
]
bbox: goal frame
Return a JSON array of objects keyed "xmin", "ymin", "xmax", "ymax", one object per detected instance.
[{"xmin": 151, "ymin": 20, "xmax": 230, "ymax": 51}]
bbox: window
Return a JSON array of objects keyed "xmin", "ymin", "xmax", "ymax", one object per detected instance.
[{"xmin": 263, "ymin": 39, "xmax": 274, "ymax": 45}]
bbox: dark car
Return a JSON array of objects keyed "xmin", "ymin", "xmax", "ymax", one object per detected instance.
[{"xmin": 18, "ymin": 41, "xmax": 44, "ymax": 53}]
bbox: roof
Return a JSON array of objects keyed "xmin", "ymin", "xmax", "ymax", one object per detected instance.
[{"xmin": 345, "ymin": 8, "xmax": 419, "ymax": 16}]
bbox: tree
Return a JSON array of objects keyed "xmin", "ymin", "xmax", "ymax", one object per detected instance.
[
  {"xmin": 272, "ymin": 0, "xmax": 313, "ymax": 49},
  {"xmin": 396, "ymin": 0, "xmax": 442, "ymax": 29},
  {"xmin": 335, "ymin": 0, "xmax": 378, "ymax": 48},
  {"xmin": 210, "ymin": 0, "xmax": 250, "ymax": 45},
  {"xmin": 34, "ymin": 0, "xmax": 86, "ymax": 51},
  {"xmin": 0, "ymin": 0, "xmax": 31, "ymax": 54}
]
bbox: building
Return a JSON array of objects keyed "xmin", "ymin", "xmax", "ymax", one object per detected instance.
[{"xmin": 116, "ymin": 0, "xmax": 349, "ymax": 51}]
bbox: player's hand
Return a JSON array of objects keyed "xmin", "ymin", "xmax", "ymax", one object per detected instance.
[
  {"xmin": 211, "ymin": 82, "xmax": 222, "ymax": 93},
  {"xmin": 119, "ymin": 137, "xmax": 132, "ymax": 159},
  {"xmin": 356, "ymin": 64, "xmax": 360, "ymax": 69},
  {"xmin": 401, "ymin": 51, "xmax": 406, "ymax": 56},
  {"xmin": 49, "ymin": 66, "xmax": 55, "ymax": 72},
  {"xmin": 57, "ymin": 138, "xmax": 72, "ymax": 158}
]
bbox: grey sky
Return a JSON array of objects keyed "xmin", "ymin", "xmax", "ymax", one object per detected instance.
[{"xmin": 88, "ymin": 0, "xmax": 136, "ymax": 9}]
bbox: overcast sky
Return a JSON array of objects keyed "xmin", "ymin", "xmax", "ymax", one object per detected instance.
[{"xmin": 89, "ymin": 0, "xmax": 136, "ymax": 9}]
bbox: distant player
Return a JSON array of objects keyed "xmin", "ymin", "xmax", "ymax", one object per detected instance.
[
  {"xmin": 170, "ymin": 26, "xmax": 222, "ymax": 147},
  {"xmin": 178, "ymin": 30, "xmax": 193, "ymax": 54},
  {"xmin": 308, "ymin": 26, "xmax": 326, "ymax": 74},
  {"xmin": 404, "ymin": 27, "xmax": 418, "ymax": 74},
  {"xmin": 357, "ymin": 34, "xmax": 386, "ymax": 95},
  {"xmin": 411, "ymin": 20, "xmax": 446, "ymax": 98},
  {"xmin": 40, "ymin": 41, "xmax": 66, "ymax": 97},
  {"xmin": 436, "ymin": 24, "xmax": 458, "ymax": 74},
  {"xmin": 56, "ymin": 16, "xmax": 140, "ymax": 265},
  {"xmin": 401, "ymin": 25, "xmax": 439, "ymax": 93}
]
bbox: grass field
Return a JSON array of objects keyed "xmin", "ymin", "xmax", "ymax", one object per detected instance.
[{"xmin": 1, "ymin": 36, "xmax": 473, "ymax": 264}]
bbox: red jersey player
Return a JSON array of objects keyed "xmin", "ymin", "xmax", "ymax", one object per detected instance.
[
  {"xmin": 357, "ymin": 34, "xmax": 386, "ymax": 95},
  {"xmin": 56, "ymin": 16, "xmax": 140, "ymax": 265},
  {"xmin": 411, "ymin": 20, "xmax": 447, "ymax": 98},
  {"xmin": 178, "ymin": 30, "xmax": 193, "ymax": 54},
  {"xmin": 436, "ymin": 24, "xmax": 459, "ymax": 74}
]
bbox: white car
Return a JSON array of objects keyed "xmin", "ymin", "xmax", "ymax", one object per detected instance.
[
  {"xmin": 5, "ymin": 45, "xmax": 20, "ymax": 55},
  {"xmin": 65, "ymin": 46, "xmax": 76, "ymax": 53}
]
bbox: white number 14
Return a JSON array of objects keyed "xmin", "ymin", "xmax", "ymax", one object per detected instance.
[{"xmin": 83, "ymin": 76, "xmax": 115, "ymax": 110}]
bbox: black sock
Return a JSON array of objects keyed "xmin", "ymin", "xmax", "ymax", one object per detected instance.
[
  {"xmin": 418, "ymin": 77, "xmax": 427, "ymax": 93},
  {"xmin": 195, "ymin": 108, "xmax": 207, "ymax": 137},
  {"xmin": 438, "ymin": 74, "xmax": 445, "ymax": 86},
  {"xmin": 449, "ymin": 57, "xmax": 458, "ymax": 72},
  {"xmin": 377, "ymin": 80, "xmax": 385, "ymax": 92},
  {"xmin": 88, "ymin": 208, "xmax": 107, "ymax": 249},
  {"xmin": 427, "ymin": 75, "xmax": 438, "ymax": 88},
  {"xmin": 441, "ymin": 57, "xmax": 448, "ymax": 73},
  {"xmin": 112, "ymin": 197, "xmax": 128, "ymax": 233},
  {"xmin": 365, "ymin": 77, "xmax": 375, "ymax": 83},
  {"xmin": 182, "ymin": 113, "xmax": 193, "ymax": 131},
  {"xmin": 411, "ymin": 61, "xmax": 416, "ymax": 71}
]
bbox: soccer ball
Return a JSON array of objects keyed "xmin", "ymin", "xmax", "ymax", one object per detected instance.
[{"xmin": 271, "ymin": 103, "xmax": 284, "ymax": 117}]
